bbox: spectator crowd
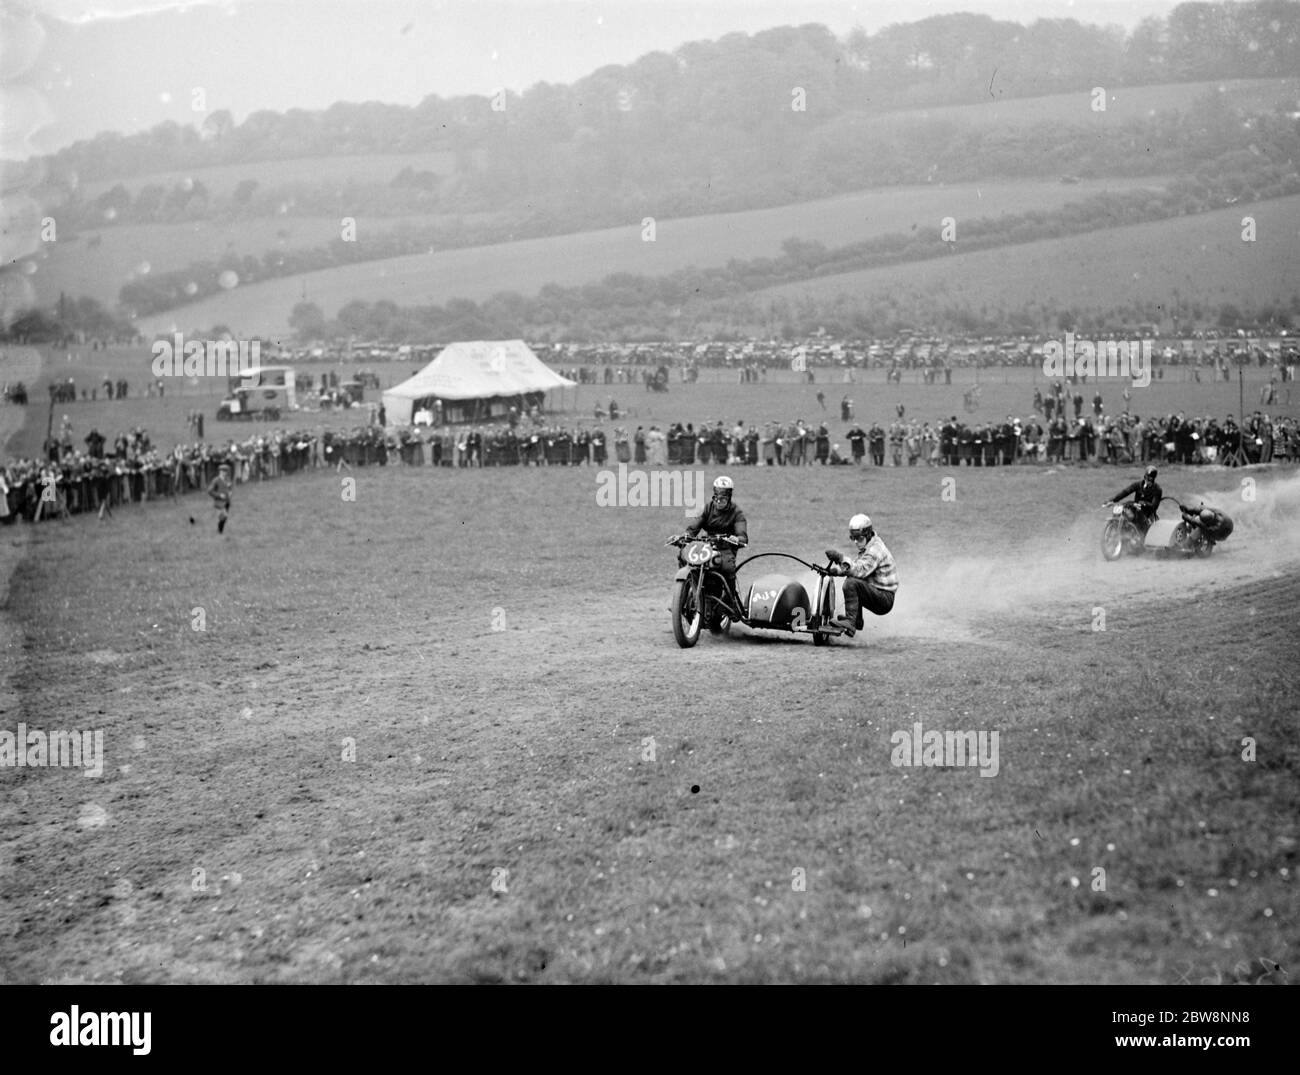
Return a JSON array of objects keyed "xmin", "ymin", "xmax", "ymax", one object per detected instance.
[{"xmin": 4, "ymin": 399, "xmax": 1298, "ymax": 523}]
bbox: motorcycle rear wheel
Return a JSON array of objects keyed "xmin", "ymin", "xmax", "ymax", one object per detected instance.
[
  {"xmin": 671, "ymin": 579, "xmax": 702, "ymax": 648},
  {"xmin": 707, "ymin": 603, "xmax": 731, "ymax": 635}
]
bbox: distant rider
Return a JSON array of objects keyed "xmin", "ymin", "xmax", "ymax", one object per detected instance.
[
  {"xmin": 682, "ymin": 475, "xmax": 748, "ymax": 597},
  {"xmin": 825, "ymin": 513, "xmax": 899, "ymax": 637},
  {"xmin": 1107, "ymin": 465, "xmax": 1162, "ymax": 533}
]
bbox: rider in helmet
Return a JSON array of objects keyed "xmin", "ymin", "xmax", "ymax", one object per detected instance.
[
  {"xmin": 1106, "ymin": 465, "xmax": 1162, "ymax": 533},
  {"xmin": 824, "ymin": 513, "xmax": 899, "ymax": 637},
  {"xmin": 682, "ymin": 475, "xmax": 748, "ymax": 599}
]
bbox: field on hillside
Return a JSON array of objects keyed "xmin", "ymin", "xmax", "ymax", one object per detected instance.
[
  {"xmin": 10, "ymin": 345, "xmax": 1299, "ymax": 465},
  {"xmin": 0, "ymin": 409, "xmax": 1297, "ymax": 982},
  {"xmin": 904, "ymin": 76, "xmax": 1300, "ymax": 129},
  {"xmin": 107, "ymin": 178, "xmax": 1172, "ymax": 338},
  {"xmin": 759, "ymin": 195, "xmax": 1300, "ymax": 325},
  {"xmin": 75, "ymin": 152, "xmax": 460, "ymax": 203},
  {"xmin": 33, "ymin": 214, "xmax": 487, "ymax": 309}
]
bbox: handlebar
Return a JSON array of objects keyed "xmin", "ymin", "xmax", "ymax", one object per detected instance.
[
  {"xmin": 666, "ymin": 533, "xmax": 745, "ymax": 548},
  {"xmin": 668, "ymin": 541, "xmax": 842, "ymax": 576}
]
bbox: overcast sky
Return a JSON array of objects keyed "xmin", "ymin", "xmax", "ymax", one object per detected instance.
[{"xmin": 7, "ymin": 0, "xmax": 1179, "ymax": 157}]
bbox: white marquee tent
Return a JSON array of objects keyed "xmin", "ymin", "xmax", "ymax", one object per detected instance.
[{"xmin": 380, "ymin": 339, "xmax": 576, "ymax": 425}]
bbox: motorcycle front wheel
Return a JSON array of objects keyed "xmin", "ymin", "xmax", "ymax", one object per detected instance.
[
  {"xmin": 1101, "ymin": 520, "xmax": 1125, "ymax": 560},
  {"xmin": 671, "ymin": 578, "xmax": 702, "ymax": 648}
]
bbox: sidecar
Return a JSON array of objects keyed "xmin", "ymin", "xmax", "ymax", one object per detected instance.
[
  {"xmin": 1142, "ymin": 516, "xmax": 1185, "ymax": 551},
  {"xmin": 743, "ymin": 574, "xmax": 812, "ymax": 628},
  {"xmin": 736, "ymin": 554, "xmax": 850, "ymax": 646}
]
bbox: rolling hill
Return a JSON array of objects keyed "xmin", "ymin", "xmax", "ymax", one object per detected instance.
[
  {"xmin": 125, "ymin": 177, "xmax": 1168, "ymax": 338},
  {"xmin": 22, "ymin": 75, "xmax": 1300, "ymax": 338}
]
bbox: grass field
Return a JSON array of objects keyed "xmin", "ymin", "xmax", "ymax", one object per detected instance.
[
  {"xmin": 86, "ymin": 177, "xmax": 1165, "ymax": 338},
  {"xmin": 0, "ymin": 352, "xmax": 1297, "ymax": 981},
  {"xmin": 758, "ymin": 195, "xmax": 1300, "ymax": 325}
]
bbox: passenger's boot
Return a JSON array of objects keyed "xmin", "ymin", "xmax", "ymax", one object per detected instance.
[{"xmin": 831, "ymin": 590, "xmax": 858, "ymax": 637}]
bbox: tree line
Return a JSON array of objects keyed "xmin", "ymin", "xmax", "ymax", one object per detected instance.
[{"xmin": 37, "ymin": 3, "xmax": 1300, "ymax": 190}]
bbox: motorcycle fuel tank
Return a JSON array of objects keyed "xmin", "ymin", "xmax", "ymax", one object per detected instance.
[{"xmin": 744, "ymin": 574, "xmax": 811, "ymax": 626}]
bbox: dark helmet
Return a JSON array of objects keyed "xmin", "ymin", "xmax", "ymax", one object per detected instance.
[{"xmin": 1145, "ymin": 466, "xmax": 1157, "ymax": 479}]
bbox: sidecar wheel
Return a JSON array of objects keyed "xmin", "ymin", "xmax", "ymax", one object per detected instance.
[
  {"xmin": 671, "ymin": 580, "xmax": 702, "ymax": 648},
  {"xmin": 1194, "ymin": 538, "xmax": 1214, "ymax": 558},
  {"xmin": 812, "ymin": 577, "xmax": 834, "ymax": 644}
]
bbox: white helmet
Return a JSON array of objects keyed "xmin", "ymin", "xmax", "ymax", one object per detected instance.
[
  {"xmin": 712, "ymin": 476, "xmax": 734, "ymax": 504},
  {"xmin": 849, "ymin": 512, "xmax": 872, "ymax": 531}
]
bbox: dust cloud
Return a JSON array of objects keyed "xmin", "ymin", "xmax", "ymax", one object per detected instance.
[{"xmin": 878, "ymin": 470, "xmax": 1300, "ymax": 640}]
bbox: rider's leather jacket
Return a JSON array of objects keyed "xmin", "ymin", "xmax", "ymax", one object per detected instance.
[
  {"xmin": 1112, "ymin": 477, "xmax": 1162, "ymax": 519},
  {"xmin": 685, "ymin": 500, "xmax": 748, "ymax": 546}
]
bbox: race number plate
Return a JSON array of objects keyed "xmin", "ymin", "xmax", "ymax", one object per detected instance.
[{"xmin": 684, "ymin": 541, "xmax": 714, "ymax": 565}]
